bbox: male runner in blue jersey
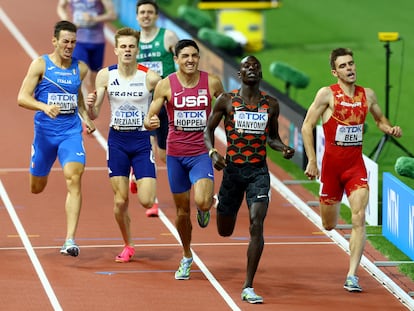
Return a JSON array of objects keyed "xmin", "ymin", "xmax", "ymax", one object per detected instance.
[{"xmin": 17, "ymin": 20, "xmax": 95, "ymax": 257}]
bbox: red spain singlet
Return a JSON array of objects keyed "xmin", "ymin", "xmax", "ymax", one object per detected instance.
[
  {"xmin": 320, "ymin": 83, "xmax": 369, "ymax": 204},
  {"xmin": 166, "ymin": 71, "xmax": 211, "ymax": 156},
  {"xmin": 323, "ymin": 84, "xmax": 368, "ymax": 155}
]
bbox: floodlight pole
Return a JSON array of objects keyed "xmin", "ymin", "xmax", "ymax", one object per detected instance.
[{"xmin": 369, "ymin": 41, "xmax": 414, "ymax": 161}]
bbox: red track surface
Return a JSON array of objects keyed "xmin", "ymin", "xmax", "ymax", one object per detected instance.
[{"xmin": 0, "ymin": 2, "xmax": 412, "ymax": 310}]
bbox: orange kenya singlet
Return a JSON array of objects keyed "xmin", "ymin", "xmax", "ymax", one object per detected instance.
[{"xmin": 224, "ymin": 90, "xmax": 269, "ymax": 164}]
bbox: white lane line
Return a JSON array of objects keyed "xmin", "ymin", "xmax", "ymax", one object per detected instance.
[
  {"xmin": 104, "ymin": 25, "xmax": 414, "ymax": 310},
  {"xmin": 0, "ymin": 167, "xmax": 107, "ymax": 173},
  {"xmin": 2, "ymin": 13, "xmax": 241, "ymax": 309},
  {"xmin": 268, "ymin": 172, "xmax": 414, "ymax": 310},
  {"xmin": 0, "ymin": 241, "xmax": 336, "ymax": 252},
  {"xmin": 0, "ymin": 7, "xmax": 37, "ymax": 60},
  {"xmin": 0, "ymin": 8, "xmax": 63, "ymax": 311},
  {"xmin": 0, "ymin": 166, "xmax": 166, "ymax": 173},
  {"xmin": 210, "ymin": 56, "xmax": 414, "ymax": 310},
  {"xmin": 3, "ymin": 6, "xmax": 411, "ymax": 309},
  {"xmin": 0, "ymin": 4, "xmax": 108, "ymax": 154},
  {"xmin": 157, "ymin": 207, "xmax": 241, "ymax": 311},
  {"xmin": 0, "ymin": 181, "xmax": 63, "ymax": 311},
  {"xmin": 103, "ymin": 26, "xmax": 242, "ymax": 310}
]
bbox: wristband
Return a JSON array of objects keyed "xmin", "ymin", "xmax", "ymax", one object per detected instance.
[{"xmin": 209, "ymin": 148, "xmax": 218, "ymax": 158}]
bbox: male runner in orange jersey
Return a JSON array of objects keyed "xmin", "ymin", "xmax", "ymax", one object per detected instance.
[{"xmin": 204, "ymin": 55, "xmax": 295, "ymax": 303}]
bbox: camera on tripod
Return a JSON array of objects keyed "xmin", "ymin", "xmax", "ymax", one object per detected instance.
[
  {"xmin": 378, "ymin": 32, "xmax": 400, "ymax": 42},
  {"xmin": 369, "ymin": 31, "xmax": 413, "ymax": 161}
]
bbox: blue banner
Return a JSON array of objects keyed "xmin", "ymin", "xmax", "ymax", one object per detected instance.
[{"xmin": 382, "ymin": 172, "xmax": 414, "ymax": 260}]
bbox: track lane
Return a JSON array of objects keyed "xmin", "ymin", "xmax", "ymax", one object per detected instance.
[{"xmin": 0, "ymin": 1, "xmax": 411, "ymax": 310}]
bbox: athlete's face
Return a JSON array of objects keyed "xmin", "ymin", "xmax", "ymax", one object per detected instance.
[
  {"xmin": 115, "ymin": 36, "xmax": 139, "ymax": 63},
  {"xmin": 239, "ymin": 56, "xmax": 262, "ymax": 85},
  {"xmin": 136, "ymin": 4, "xmax": 158, "ymax": 29},
  {"xmin": 53, "ymin": 30, "xmax": 77, "ymax": 60},
  {"xmin": 174, "ymin": 46, "xmax": 200, "ymax": 75},
  {"xmin": 332, "ymin": 55, "xmax": 357, "ymax": 84}
]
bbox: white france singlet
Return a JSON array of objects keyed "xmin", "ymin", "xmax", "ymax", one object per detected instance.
[{"xmin": 107, "ymin": 64, "xmax": 152, "ymax": 131}]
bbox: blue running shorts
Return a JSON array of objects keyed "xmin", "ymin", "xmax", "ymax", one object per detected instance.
[
  {"xmin": 107, "ymin": 128, "xmax": 156, "ymax": 179},
  {"xmin": 73, "ymin": 42, "xmax": 105, "ymax": 72},
  {"xmin": 166, "ymin": 153, "xmax": 214, "ymax": 193},
  {"xmin": 30, "ymin": 130, "xmax": 85, "ymax": 177}
]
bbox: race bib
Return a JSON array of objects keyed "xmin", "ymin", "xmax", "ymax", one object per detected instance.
[
  {"xmin": 47, "ymin": 93, "xmax": 77, "ymax": 114},
  {"xmin": 234, "ymin": 110, "xmax": 267, "ymax": 134},
  {"xmin": 112, "ymin": 107, "xmax": 144, "ymax": 131},
  {"xmin": 174, "ymin": 110, "xmax": 206, "ymax": 131},
  {"xmin": 335, "ymin": 124, "xmax": 363, "ymax": 146}
]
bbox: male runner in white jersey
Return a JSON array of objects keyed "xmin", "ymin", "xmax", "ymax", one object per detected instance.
[
  {"xmin": 129, "ymin": 0, "xmax": 180, "ymax": 217},
  {"xmin": 87, "ymin": 27, "xmax": 161, "ymax": 263}
]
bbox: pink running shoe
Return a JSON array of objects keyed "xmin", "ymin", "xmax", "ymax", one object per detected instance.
[
  {"xmin": 130, "ymin": 180, "xmax": 137, "ymax": 194},
  {"xmin": 115, "ymin": 245, "xmax": 135, "ymax": 263},
  {"xmin": 129, "ymin": 170, "xmax": 137, "ymax": 194},
  {"xmin": 146, "ymin": 203, "xmax": 159, "ymax": 217}
]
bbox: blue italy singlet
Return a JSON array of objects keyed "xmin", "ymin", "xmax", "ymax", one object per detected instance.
[{"xmin": 34, "ymin": 55, "xmax": 82, "ymax": 135}]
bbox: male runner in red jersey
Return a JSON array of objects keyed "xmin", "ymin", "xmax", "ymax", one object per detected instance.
[{"xmin": 301, "ymin": 48, "xmax": 402, "ymax": 292}]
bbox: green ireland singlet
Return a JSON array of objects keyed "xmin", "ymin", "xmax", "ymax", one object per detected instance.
[{"xmin": 137, "ymin": 28, "xmax": 175, "ymax": 78}]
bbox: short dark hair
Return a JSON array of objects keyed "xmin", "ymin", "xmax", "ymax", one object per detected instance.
[
  {"xmin": 136, "ymin": 0, "xmax": 159, "ymax": 14},
  {"xmin": 240, "ymin": 55, "xmax": 261, "ymax": 68},
  {"xmin": 174, "ymin": 39, "xmax": 199, "ymax": 57},
  {"xmin": 54, "ymin": 20, "xmax": 77, "ymax": 39},
  {"xmin": 330, "ymin": 48, "xmax": 353, "ymax": 70}
]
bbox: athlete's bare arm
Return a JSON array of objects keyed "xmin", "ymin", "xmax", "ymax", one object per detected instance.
[
  {"xmin": 204, "ymin": 92, "xmax": 231, "ymax": 171},
  {"xmin": 208, "ymin": 73, "xmax": 224, "ymax": 98},
  {"xmin": 146, "ymin": 70, "xmax": 162, "ymax": 92},
  {"xmin": 56, "ymin": 0, "xmax": 70, "ymax": 21},
  {"xmin": 17, "ymin": 57, "xmax": 61, "ymax": 118},
  {"xmin": 301, "ymin": 86, "xmax": 332, "ymax": 179},
  {"xmin": 144, "ymin": 77, "xmax": 171, "ymax": 130},
  {"xmin": 164, "ymin": 29, "xmax": 179, "ymax": 54},
  {"xmin": 77, "ymin": 61, "xmax": 96, "ymax": 133},
  {"xmin": 366, "ymin": 87, "xmax": 402, "ymax": 137},
  {"xmin": 266, "ymin": 95, "xmax": 295, "ymax": 158},
  {"xmin": 86, "ymin": 67, "xmax": 109, "ymax": 120}
]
